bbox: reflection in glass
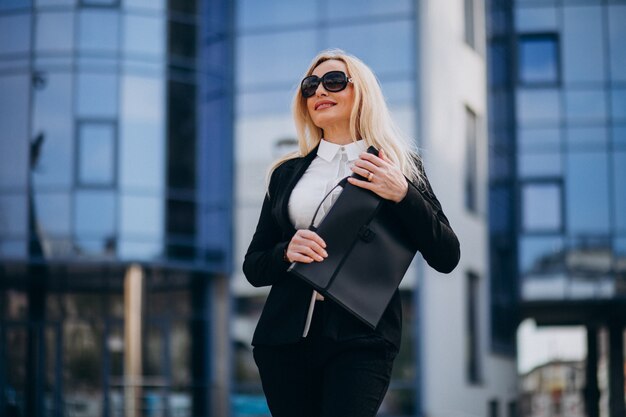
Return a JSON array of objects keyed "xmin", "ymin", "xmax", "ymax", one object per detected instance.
[
  {"xmin": 125, "ymin": 0, "xmax": 164, "ymax": 9},
  {"xmin": 323, "ymin": 0, "xmax": 411, "ymax": 19},
  {"xmin": 612, "ymin": 89, "xmax": 626, "ymax": 120},
  {"xmin": 123, "ymin": 15, "xmax": 165, "ymax": 58},
  {"xmin": 5, "ymin": 326, "xmax": 28, "ymax": 417},
  {"xmin": 518, "ymin": 127, "xmax": 560, "ymax": 152},
  {"xmin": 519, "ymin": 236, "xmax": 564, "ymax": 276},
  {"xmin": 74, "ymin": 190, "xmax": 116, "ymax": 236},
  {"xmin": 0, "ymin": 194, "xmax": 28, "ymax": 236},
  {"xmin": 608, "ymin": 6, "xmax": 626, "ymax": 82},
  {"xmin": 518, "ymin": 152, "xmax": 561, "ymax": 178},
  {"xmin": 34, "ymin": 192, "xmax": 71, "ymax": 235},
  {"xmin": 562, "ymin": 6, "xmax": 604, "ymax": 83},
  {"xmin": 63, "ymin": 321, "xmax": 104, "ymax": 409},
  {"xmin": 522, "ymin": 183, "xmax": 561, "ymax": 232},
  {"xmin": 237, "ymin": 30, "xmax": 316, "ymax": 88},
  {"xmin": 237, "ymin": 89, "xmax": 294, "ymax": 116},
  {"xmin": 78, "ymin": 10, "xmax": 119, "ymax": 53},
  {"xmin": 36, "ymin": 0, "xmax": 74, "ymax": 5},
  {"xmin": 326, "ymin": 20, "xmax": 413, "ymax": 77},
  {"xmin": 1, "ymin": 0, "xmax": 31, "ymax": 10},
  {"xmin": 0, "ymin": 14, "xmax": 31, "ymax": 55},
  {"xmin": 614, "ymin": 152, "xmax": 626, "ymax": 231},
  {"xmin": 565, "ymin": 89, "xmax": 606, "ymax": 122},
  {"xmin": 616, "ymin": 238, "xmax": 626, "ymax": 286},
  {"xmin": 0, "ymin": 75, "xmax": 30, "ymax": 188},
  {"xmin": 32, "ymin": 72, "xmax": 74, "ymax": 188},
  {"xmin": 518, "ymin": 35, "xmax": 558, "ymax": 85},
  {"xmin": 78, "ymin": 123, "xmax": 116, "ymax": 185},
  {"xmin": 517, "ymin": 88, "xmax": 560, "ymax": 125},
  {"xmin": 566, "ymin": 152, "xmax": 609, "ymax": 234},
  {"xmin": 237, "ymin": 0, "xmax": 316, "ymax": 29},
  {"xmin": 566, "ymin": 126, "xmax": 607, "ymax": 151},
  {"xmin": 36, "ymin": 12, "xmax": 74, "ymax": 53},
  {"xmin": 77, "ymin": 73, "xmax": 118, "ymax": 117},
  {"xmin": 119, "ymin": 75, "xmax": 165, "ymax": 190},
  {"xmin": 515, "ymin": 7, "xmax": 557, "ymax": 32},
  {"xmin": 120, "ymin": 194, "xmax": 163, "ymax": 237}
]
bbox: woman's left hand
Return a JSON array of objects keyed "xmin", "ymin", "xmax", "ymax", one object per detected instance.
[{"xmin": 348, "ymin": 149, "xmax": 409, "ymax": 203}]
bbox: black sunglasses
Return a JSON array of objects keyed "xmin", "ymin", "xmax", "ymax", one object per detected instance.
[{"xmin": 300, "ymin": 70, "xmax": 353, "ymax": 98}]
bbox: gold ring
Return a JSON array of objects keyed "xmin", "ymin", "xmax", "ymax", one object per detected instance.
[{"xmin": 368, "ymin": 172, "xmax": 374, "ymax": 182}]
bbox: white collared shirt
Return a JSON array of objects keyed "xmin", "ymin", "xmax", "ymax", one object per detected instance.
[{"xmin": 288, "ymin": 138, "xmax": 367, "ymax": 337}]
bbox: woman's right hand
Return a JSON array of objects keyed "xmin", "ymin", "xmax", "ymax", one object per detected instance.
[{"xmin": 286, "ymin": 229, "xmax": 328, "ymax": 263}]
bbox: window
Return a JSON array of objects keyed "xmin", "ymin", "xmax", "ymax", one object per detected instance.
[
  {"xmin": 77, "ymin": 122, "xmax": 116, "ymax": 186},
  {"xmin": 467, "ymin": 271, "xmax": 482, "ymax": 384},
  {"xmin": 518, "ymin": 34, "xmax": 559, "ymax": 85},
  {"xmin": 489, "ymin": 399, "xmax": 500, "ymax": 417},
  {"xmin": 464, "ymin": 0, "xmax": 476, "ymax": 48},
  {"xmin": 465, "ymin": 106, "xmax": 478, "ymax": 213},
  {"xmin": 522, "ymin": 182, "xmax": 562, "ymax": 232}
]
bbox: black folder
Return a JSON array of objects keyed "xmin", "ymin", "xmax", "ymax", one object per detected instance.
[{"xmin": 288, "ymin": 146, "xmax": 416, "ymax": 328}]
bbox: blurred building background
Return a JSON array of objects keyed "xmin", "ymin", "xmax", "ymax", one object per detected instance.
[
  {"xmin": 0, "ymin": 1, "xmax": 624, "ymax": 417},
  {"xmin": 487, "ymin": 0, "xmax": 626, "ymax": 416}
]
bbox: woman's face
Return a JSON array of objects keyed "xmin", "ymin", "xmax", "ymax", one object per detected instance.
[{"xmin": 306, "ymin": 59, "xmax": 355, "ymax": 133}]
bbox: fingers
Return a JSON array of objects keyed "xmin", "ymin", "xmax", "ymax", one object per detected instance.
[
  {"xmin": 359, "ymin": 151, "xmax": 386, "ymax": 167},
  {"xmin": 346, "ymin": 176, "xmax": 375, "ymax": 191},
  {"xmin": 288, "ymin": 229, "xmax": 328, "ymax": 263},
  {"xmin": 354, "ymin": 158, "xmax": 380, "ymax": 174}
]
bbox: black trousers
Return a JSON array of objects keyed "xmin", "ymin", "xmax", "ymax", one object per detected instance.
[{"xmin": 253, "ymin": 300, "xmax": 398, "ymax": 417}]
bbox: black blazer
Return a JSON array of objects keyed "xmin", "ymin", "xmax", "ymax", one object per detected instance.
[{"xmin": 243, "ymin": 147, "xmax": 460, "ymax": 349}]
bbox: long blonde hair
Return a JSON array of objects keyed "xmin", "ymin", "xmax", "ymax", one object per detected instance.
[{"xmin": 268, "ymin": 48, "xmax": 424, "ymax": 188}]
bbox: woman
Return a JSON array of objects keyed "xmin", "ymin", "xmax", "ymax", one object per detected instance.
[{"xmin": 243, "ymin": 49, "xmax": 460, "ymax": 417}]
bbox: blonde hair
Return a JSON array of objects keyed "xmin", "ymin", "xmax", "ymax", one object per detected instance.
[{"xmin": 267, "ymin": 48, "xmax": 424, "ymax": 188}]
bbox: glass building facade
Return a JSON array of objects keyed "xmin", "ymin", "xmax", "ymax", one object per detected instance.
[
  {"xmin": 0, "ymin": 0, "xmax": 234, "ymax": 416},
  {"xmin": 487, "ymin": 0, "xmax": 626, "ymax": 415}
]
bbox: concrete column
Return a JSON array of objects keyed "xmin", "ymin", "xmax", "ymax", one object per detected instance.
[
  {"xmin": 584, "ymin": 325, "xmax": 600, "ymax": 417},
  {"xmin": 608, "ymin": 322, "xmax": 625, "ymax": 417},
  {"xmin": 124, "ymin": 264, "xmax": 144, "ymax": 417}
]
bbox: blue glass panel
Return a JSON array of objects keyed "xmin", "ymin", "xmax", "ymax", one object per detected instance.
[
  {"xmin": 565, "ymin": 89, "xmax": 607, "ymax": 122},
  {"xmin": 489, "ymin": 186, "xmax": 511, "ymax": 233},
  {"xmin": 0, "ymin": 194, "xmax": 28, "ymax": 236},
  {"xmin": 34, "ymin": 192, "xmax": 71, "ymax": 235},
  {"xmin": 326, "ymin": 20, "xmax": 413, "ymax": 77},
  {"xmin": 83, "ymin": 0, "xmax": 117, "ymax": 5},
  {"xmin": 515, "ymin": 7, "xmax": 557, "ymax": 31},
  {"xmin": 118, "ymin": 240, "xmax": 161, "ymax": 259},
  {"xmin": 323, "ymin": 0, "xmax": 412, "ymax": 19},
  {"xmin": 0, "ymin": 14, "xmax": 31, "ymax": 55},
  {"xmin": 0, "ymin": 0, "xmax": 31, "ymax": 10},
  {"xmin": 74, "ymin": 190, "xmax": 116, "ymax": 236},
  {"xmin": 380, "ymin": 79, "xmax": 414, "ymax": 106},
  {"xmin": 36, "ymin": 0, "xmax": 75, "ymax": 5},
  {"xmin": 614, "ymin": 126, "xmax": 626, "ymax": 148},
  {"xmin": 516, "ymin": 88, "xmax": 560, "ymax": 125},
  {"xmin": 519, "ymin": 236, "xmax": 564, "ymax": 276},
  {"xmin": 78, "ymin": 10, "xmax": 119, "ymax": 53},
  {"xmin": 237, "ymin": 89, "xmax": 294, "ymax": 116},
  {"xmin": 562, "ymin": 6, "xmax": 605, "ymax": 84},
  {"xmin": 0, "ymin": 240, "xmax": 27, "ymax": 258},
  {"xmin": 566, "ymin": 126, "xmax": 607, "ymax": 151},
  {"xmin": 612, "ymin": 89, "xmax": 626, "ymax": 120},
  {"xmin": 608, "ymin": 6, "xmax": 626, "ymax": 82},
  {"xmin": 238, "ymin": 0, "xmax": 317, "ymax": 29},
  {"xmin": 237, "ymin": 30, "xmax": 317, "ymax": 89},
  {"xmin": 119, "ymin": 75, "xmax": 165, "ymax": 191},
  {"xmin": 0, "ymin": 75, "xmax": 30, "ymax": 188},
  {"xmin": 123, "ymin": 15, "xmax": 165, "ymax": 58},
  {"xmin": 522, "ymin": 183, "xmax": 561, "ymax": 231},
  {"xmin": 77, "ymin": 73, "xmax": 118, "ymax": 117},
  {"xmin": 518, "ymin": 152, "xmax": 561, "ymax": 178},
  {"xmin": 566, "ymin": 152, "xmax": 610, "ymax": 234},
  {"xmin": 36, "ymin": 12, "xmax": 74, "ymax": 53},
  {"xmin": 518, "ymin": 127, "xmax": 560, "ymax": 152},
  {"xmin": 78, "ymin": 123, "xmax": 115, "ymax": 185},
  {"xmin": 32, "ymin": 72, "xmax": 74, "ymax": 188},
  {"xmin": 120, "ymin": 195, "xmax": 163, "ymax": 237},
  {"xmin": 518, "ymin": 35, "xmax": 558, "ymax": 84},
  {"xmin": 124, "ymin": 0, "xmax": 164, "ymax": 10},
  {"xmin": 614, "ymin": 152, "xmax": 626, "ymax": 232}
]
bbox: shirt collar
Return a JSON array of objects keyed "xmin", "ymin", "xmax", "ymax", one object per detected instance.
[{"xmin": 317, "ymin": 139, "xmax": 366, "ymax": 162}]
